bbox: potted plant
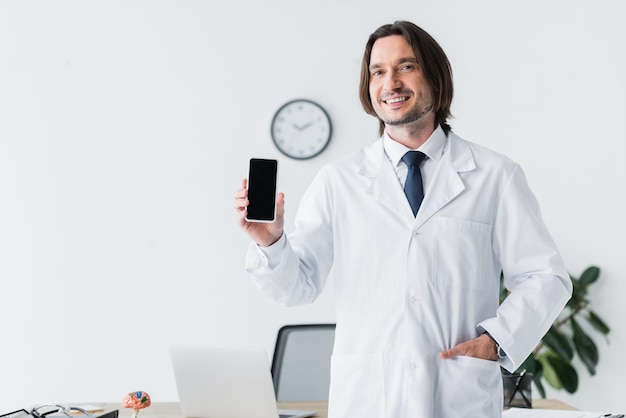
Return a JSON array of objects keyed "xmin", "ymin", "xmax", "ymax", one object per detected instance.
[{"xmin": 500, "ymin": 266, "xmax": 610, "ymax": 397}]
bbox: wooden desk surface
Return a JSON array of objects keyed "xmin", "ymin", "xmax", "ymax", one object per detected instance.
[
  {"xmin": 102, "ymin": 402, "xmax": 328, "ymax": 418},
  {"xmin": 532, "ymin": 398, "xmax": 577, "ymax": 410},
  {"xmin": 102, "ymin": 398, "xmax": 576, "ymax": 418}
]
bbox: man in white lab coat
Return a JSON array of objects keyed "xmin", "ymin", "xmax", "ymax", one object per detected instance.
[{"xmin": 235, "ymin": 21, "xmax": 572, "ymax": 418}]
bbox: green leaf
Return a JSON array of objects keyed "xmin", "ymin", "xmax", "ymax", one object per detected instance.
[
  {"xmin": 499, "ymin": 271, "xmax": 509, "ymax": 304},
  {"xmin": 565, "ymin": 296, "xmax": 581, "ymax": 310},
  {"xmin": 529, "ymin": 358, "xmax": 546, "ymax": 398},
  {"xmin": 538, "ymin": 352, "xmax": 562, "ymax": 390},
  {"xmin": 546, "ymin": 355, "xmax": 579, "ymax": 393},
  {"xmin": 579, "ymin": 266, "xmax": 600, "ymax": 286},
  {"xmin": 542, "ymin": 326, "xmax": 574, "ymax": 362},
  {"xmin": 572, "ymin": 318, "xmax": 599, "ymax": 375},
  {"xmin": 586, "ymin": 310, "xmax": 610, "ymax": 335},
  {"xmin": 567, "ymin": 276, "xmax": 587, "ymax": 309}
]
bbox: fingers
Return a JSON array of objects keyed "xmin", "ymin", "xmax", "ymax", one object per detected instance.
[
  {"xmin": 439, "ymin": 334, "xmax": 498, "ymax": 361},
  {"xmin": 234, "ymin": 179, "xmax": 250, "ymax": 229},
  {"xmin": 233, "ymin": 179, "xmax": 286, "ymax": 245},
  {"xmin": 234, "ymin": 179, "xmax": 249, "ymax": 211},
  {"xmin": 439, "ymin": 342, "xmax": 469, "ymax": 359},
  {"xmin": 234, "ymin": 180, "xmax": 283, "ymax": 215},
  {"xmin": 275, "ymin": 192, "xmax": 285, "ymax": 218}
]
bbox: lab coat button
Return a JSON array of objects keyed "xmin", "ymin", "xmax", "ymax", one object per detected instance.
[
  {"xmin": 410, "ymin": 362, "xmax": 418, "ymax": 369},
  {"xmin": 409, "ymin": 296, "xmax": 417, "ymax": 304}
]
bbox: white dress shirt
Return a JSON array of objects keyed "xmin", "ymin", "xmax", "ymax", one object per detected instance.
[{"xmin": 383, "ymin": 125, "xmax": 447, "ymax": 196}]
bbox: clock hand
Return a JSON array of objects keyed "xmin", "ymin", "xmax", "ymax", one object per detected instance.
[{"xmin": 299, "ymin": 121, "xmax": 314, "ymax": 130}]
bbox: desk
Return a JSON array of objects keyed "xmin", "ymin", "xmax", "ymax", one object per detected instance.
[
  {"xmin": 531, "ymin": 399, "xmax": 577, "ymax": 410},
  {"xmin": 101, "ymin": 402, "xmax": 328, "ymax": 418},
  {"xmin": 101, "ymin": 399, "xmax": 575, "ymax": 418}
]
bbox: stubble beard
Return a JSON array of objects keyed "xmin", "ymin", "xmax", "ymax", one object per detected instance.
[
  {"xmin": 381, "ymin": 99, "xmax": 434, "ymax": 128},
  {"xmin": 374, "ymin": 87, "xmax": 435, "ymax": 130}
]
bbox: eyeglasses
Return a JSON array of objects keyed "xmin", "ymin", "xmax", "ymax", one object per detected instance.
[
  {"xmin": 0, "ymin": 410, "xmax": 30, "ymax": 418},
  {"xmin": 2, "ymin": 406, "xmax": 116, "ymax": 418},
  {"xmin": 30, "ymin": 406, "xmax": 93, "ymax": 418}
]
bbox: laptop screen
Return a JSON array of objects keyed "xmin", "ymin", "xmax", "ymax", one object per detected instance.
[{"xmin": 169, "ymin": 347, "xmax": 315, "ymax": 418}]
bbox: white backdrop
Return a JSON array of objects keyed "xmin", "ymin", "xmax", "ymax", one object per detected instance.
[{"xmin": 1, "ymin": 0, "xmax": 625, "ymax": 413}]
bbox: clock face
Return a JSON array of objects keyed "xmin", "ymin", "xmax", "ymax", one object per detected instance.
[{"xmin": 271, "ymin": 99, "xmax": 332, "ymax": 160}]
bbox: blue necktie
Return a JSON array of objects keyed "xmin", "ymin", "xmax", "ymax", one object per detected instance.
[{"xmin": 401, "ymin": 151, "xmax": 427, "ymax": 216}]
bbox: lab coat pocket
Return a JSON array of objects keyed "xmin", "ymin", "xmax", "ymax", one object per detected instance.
[
  {"xmin": 328, "ymin": 353, "xmax": 385, "ymax": 418},
  {"xmin": 437, "ymin": 356, "xmax": 502, "ymax": 417},
  {"xmin": 432, "ymin": 216, "xmax": 493, "ymax": 290}
]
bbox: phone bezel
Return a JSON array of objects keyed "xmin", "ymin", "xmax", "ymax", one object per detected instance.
[{"xmin": 245, "ymin": 158, "xmax": 278, "ymax": 223}]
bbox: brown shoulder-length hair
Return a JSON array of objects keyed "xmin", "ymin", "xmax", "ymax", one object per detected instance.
[{"xmin": 359, "ymin": 21, "xmax": 454, "ymax": 136}]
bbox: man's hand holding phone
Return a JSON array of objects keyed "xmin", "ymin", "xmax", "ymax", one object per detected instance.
[{"xmin": 234, "ymin": 158, "xmax": 284, "ymax": 247}]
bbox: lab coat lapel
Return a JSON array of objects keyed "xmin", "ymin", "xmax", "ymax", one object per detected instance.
[
  {"xmin": 359, "ymin": 140, "xmax": 415, "ymax": 225},
  {"xmin": 358, "ymin": 134, "xmax": 476, "ymax": 228},
  {"xmin": 414, "ymin": 133, "xmax": 476, "ymax": 230}
]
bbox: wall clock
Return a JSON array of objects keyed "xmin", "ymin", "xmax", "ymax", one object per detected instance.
[{"xmin": 270, "ymin": 99, "xmax": 332, "ymax": 160}]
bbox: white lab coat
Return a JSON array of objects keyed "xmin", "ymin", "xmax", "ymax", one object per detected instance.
[{"xmin": 246, "ymin": 131, "xmax": 572, "ymax": 418}]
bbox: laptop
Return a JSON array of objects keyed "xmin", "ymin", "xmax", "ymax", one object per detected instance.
[{"xmin": 170, "ymin": 347, "xmax": 317, "ymax": 418}]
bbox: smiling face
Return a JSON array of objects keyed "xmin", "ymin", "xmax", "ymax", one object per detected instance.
[{"xmin": 368, "ymin": 35, "xmax": 435, "ymax": 135}]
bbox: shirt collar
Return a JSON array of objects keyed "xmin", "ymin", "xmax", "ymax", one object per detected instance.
[{"xmin": 383, "ymin": 125, "xmax": 447, "ymax": 167}]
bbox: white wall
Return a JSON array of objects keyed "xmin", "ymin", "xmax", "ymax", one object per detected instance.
[{"xmin": 1, "ymin": 0, "xmax": 624, "ymax": 412}]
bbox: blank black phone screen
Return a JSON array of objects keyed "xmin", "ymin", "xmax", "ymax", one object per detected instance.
[{"xmin": 246, "ymin": 158, "xmax": 278, "ymax": 222}]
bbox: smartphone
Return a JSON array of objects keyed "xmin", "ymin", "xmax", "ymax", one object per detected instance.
[{"xmin": 245, "ymin": 158, "xmax": 278, "ymax": 222}]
